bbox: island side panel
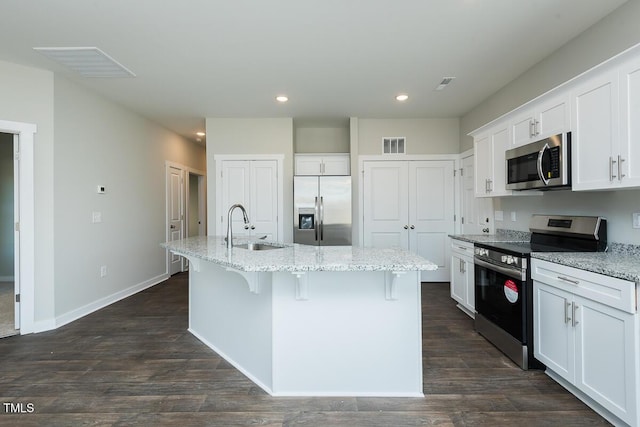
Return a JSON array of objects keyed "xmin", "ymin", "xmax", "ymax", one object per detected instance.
[
  {"xmin": 271, "ymin": 270, "xmax": 423, "ymax": 396},
  {"xmin": 188, "ymin": 261, "xmax": 274, "ymax": 393}
]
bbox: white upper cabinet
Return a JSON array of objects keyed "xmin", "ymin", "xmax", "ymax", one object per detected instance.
[
  {"xmin": 295, "ymin": 153, "xmax": 350, "ymax": 176},
  {"xmin": 572, "ymin": 69, "xmax": 620, "ymax": 191},
  {"xmin": 572, "ymin": 55, "xmax": 640, "ymax": 191},
  {"xmin": 474, "ymin": 123, "xmax": 512, "ymax": 197},
  {"xmin": 618, "ymin": 55, "xmax": 640, "ymax": 187},
  {"xmin": 510, "ymin": 94, "xmax": 570, "ymax": 147}
]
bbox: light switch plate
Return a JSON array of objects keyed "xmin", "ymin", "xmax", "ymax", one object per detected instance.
[
  {"xmin": 633, "ymin": 212, "xmax": 640, "ymax": 229},
  {"xmin": 511, "ymin": 211, "xmax": 517, "ymax": 222}
]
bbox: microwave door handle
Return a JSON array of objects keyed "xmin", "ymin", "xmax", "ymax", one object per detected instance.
[
  {"xmin": 314, "ymin": 197, "xmax": 319, "ymax": 241},
  {"xmin": 537, "ymin": 142, "xmax": 551, "ymax": 186}
]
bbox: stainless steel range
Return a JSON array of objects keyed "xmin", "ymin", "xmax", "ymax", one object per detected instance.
[{"xmin": 474, "ymin": 215, "xmax": 607, "ymax": 370}]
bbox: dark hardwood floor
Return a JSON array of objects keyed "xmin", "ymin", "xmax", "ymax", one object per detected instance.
[{"xmin": 0, "ymin": 273, "xmax": 610, "ymax": 426}]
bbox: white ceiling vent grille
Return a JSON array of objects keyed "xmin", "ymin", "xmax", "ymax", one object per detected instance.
[
  {"xmin": 434, "ymin": 77, "xmax": 456, "ymax": 91},
  {"xmin": 382, "ymin": 137, "xmax": 406, "ymax": 155},
  {"xmin": 33, "ymin": 47, "xmax": 136, "ymax": 78}
]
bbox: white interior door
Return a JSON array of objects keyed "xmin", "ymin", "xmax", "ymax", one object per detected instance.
[
  {"xmin": 363, "ymin": 161, "xmax": 409, "ymax": 249},
  {"xmin": 167, "ymin": 165, "xmax": 184, "ymax": 275},
  {"xmin": 221, "ymin": 160, "xmax": 251, "ymax": 238},
  {"xmin": 409, "ymin": 161, "xmax": 455, "ymax": 282},
  {"xmin": 249, "ymin": 160, "xmax": 278, "ymax": 240}
]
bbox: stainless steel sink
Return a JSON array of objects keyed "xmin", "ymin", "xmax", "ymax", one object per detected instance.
[{"xmin": 235, "ymin": 242, "xmax": 285, "ymax": 251}]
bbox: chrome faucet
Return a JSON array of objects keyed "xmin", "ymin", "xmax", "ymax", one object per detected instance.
[{"xmin": 226, "ymin": 204, "xmax": 250, "ymax": 249}]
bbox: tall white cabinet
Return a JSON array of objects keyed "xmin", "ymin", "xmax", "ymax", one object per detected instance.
[
  {"xmin": 362, "ymin": 159, "xmax": 455, "ymax": 282},
  {"xmin": 216, "ymin": 158, "xmax": 280, "ymax": 240}
]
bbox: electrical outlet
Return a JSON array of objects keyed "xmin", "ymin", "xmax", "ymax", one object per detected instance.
[
  {"xmin": 100, "ymin": 265, "xmax": 107, "ymax": 278},
  {"xmin": 511, "ymin": 211, "xmax": 517, "ymax": 222},
  {"xmin": 494, "ymin": 210, "xmax": 504, "ymax": 221},
  {"xmin": 633, "ymin": 212, "xmax": 640, "ymax": 229},
  {"xmin": 92, "ymin": 211, "xmax": 102, "ymax": 223}
]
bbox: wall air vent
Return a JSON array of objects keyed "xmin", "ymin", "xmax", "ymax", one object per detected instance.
[
  {"xmin": 33, "ymin": 47, "xmax": 136, "ymax": 78},
  {"xmin": 382, "ymin": 137, "xmax": 406, "ymax": 155}
]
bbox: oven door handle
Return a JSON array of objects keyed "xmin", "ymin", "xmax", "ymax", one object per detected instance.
[
  {"xmin": 474, "ymin": 257, "xmax": 525, "ymax": 281},
  {"xmin": 537, "ymin": 142, "xmax": 551, "ymax": 186}
]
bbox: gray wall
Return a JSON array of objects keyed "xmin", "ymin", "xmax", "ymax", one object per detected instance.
[
  {"xmin": 0, "ymin": 133, "xmax": 13, "ymax": 278},
  {"xmin": 461, "ymin": 0, "xmax": 640, "ymax": 150},
  {"xmin": 205, "ymin": 118, "xmax": 294, "ymax": 242},
  {"xmin": 53, "ymin": 75, "xmax": 206, "ymax": 318},
  {"xmin": 460, "ymin": 0, "xmax": 640, "ymax": 245}
]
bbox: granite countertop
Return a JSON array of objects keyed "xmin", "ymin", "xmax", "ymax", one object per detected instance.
[
  {"xmin": 162, "ymin": 236, "xmax": 438, "ymax": 273},
  {"xmin": 531, "ymin": 243, "xmax": 640, "ymax": 285}
]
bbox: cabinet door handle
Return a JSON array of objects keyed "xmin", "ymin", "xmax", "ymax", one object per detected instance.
[
  {"xmin": 535, "ymin": 120, "xmax": 540, "ymax": 136},
  {"xmin": 458, "ymin": 246, "xmax": 467, "ymax": 251},
  {"xmin": 572, "ymin": 303, "xmax": 579, "ymax": 327},
  {"xmin": 610, "ymin": 156, "xmax": 617, "ymax": 181},
  {"xmin": 404, "ymin": 225, "xmax": 409, "ymax": 230},
  {"xmin": 410, "ymin": 225, "xmax": 415, "ymax": 229},
  {"xmin": 461, "ymin": 260, "xmax": 466, "ymax": 274},
  {"xmin": 564, "ymin": 300, "xmax": 571, "ymax": 324},
  {"xmin": 557, "ymin": 275, "xmax": 579, "ymax": 285},
  {"xmin": 488, "ymin": 179, "xmax": 493, "ymax": 192},
  {"xmin": 618, "ymin": 155, "xmax": 625, "ymax": 181},
  {"xmin": 529, "ymin": 120, "xmax": 535, "ymax": 138},
  {"xmin": 250, "ymin": 225, "xmax": 256, "ymax": 230}
]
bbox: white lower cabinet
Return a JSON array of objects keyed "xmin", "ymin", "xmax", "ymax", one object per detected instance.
[
  {"xmin": 450, "ymin": 239, "xmax": 474, "ymax": 317},
  {"xmin": 532, "ymin": 259, "xmax": 638, "ymax": 426}
]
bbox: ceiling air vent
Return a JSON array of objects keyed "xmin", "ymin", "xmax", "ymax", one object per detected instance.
[
  {"xmin": 382, "ymin": 137, "xmax": 406, "ymax": 155},
  {"xmin": 33, "ymin": 47, "xmax": 136, "ymax": 78},
  {"xmin": 434, "ymin": 77, "xmax": 456, "ymax": 91}
]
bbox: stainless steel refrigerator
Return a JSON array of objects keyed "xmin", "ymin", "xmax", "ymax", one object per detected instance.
[{"xmin": 293, "ymin": 176, "xmax": 352, "ymax": 246}]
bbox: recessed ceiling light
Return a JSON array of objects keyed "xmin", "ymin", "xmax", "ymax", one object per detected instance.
[
  {"xmin": 396, "ymin": 94, "xmax": 409, "ymax": 101},
  {"xmin": 33, "ymin": 47, "xmax": 136, "ymax": 78},
  {"xmin": 276, "ymin": 95, "xmax": 289, "ymax": 103},
  {"xmin": 196, "ymin": 132, "xmax": 205, "ymax": 137}
]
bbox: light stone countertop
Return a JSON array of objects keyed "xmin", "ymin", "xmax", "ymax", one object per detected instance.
[
  {"xmin": 531, "ymin": 249, "xmax": 640, "ymax": 285},
  {"xmin": 162, "ymin": 236, "xmax": 438, "ymax": 273}
]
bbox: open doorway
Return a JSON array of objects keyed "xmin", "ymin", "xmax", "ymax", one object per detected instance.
[{"xmin": 0, "ymin": 132, "xmax": 17, "ymax": 338}]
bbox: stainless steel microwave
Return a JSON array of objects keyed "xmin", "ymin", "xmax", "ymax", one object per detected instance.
[{"xmin": 505, "ymin": 132, "xmax": 571, "ymax": 191}]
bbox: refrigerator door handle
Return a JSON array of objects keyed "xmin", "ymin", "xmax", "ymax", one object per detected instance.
[
  {"xmin": 319, "ymin": 196, "xmax": 324, "ymax": 241},
  {"xmin": 314, "ymin": 196, "xmax": 319, "ymax": 241}
]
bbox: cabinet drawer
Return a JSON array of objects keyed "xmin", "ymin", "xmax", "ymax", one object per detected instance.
[
  {"xmin": 450, "ymin": 239, "xmax": 474, "ymax": 257},
  {"xmin": 532, "ymin": 259, "xmax": 636, "ymax": 314}
]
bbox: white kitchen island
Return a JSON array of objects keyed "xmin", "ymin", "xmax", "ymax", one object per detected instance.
[{"xmin": 162, "ymin": 236, "xmax": 437, "ymax": 397}]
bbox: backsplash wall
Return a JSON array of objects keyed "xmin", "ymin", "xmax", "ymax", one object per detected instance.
[{"xmin": 493, "ymin": 189, "xmax": 640, "ymax": 245}]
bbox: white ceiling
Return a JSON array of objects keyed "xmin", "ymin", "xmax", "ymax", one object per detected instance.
[{"xmin": 0, "ymin": 0, "xmax": 628, "ymax": 144}]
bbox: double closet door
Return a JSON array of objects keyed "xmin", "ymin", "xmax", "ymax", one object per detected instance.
[
  {"xmin": 219, "ymin": 160, "xmax": 279, "ymax": 240},
  {"xmin": 363, "ymin": 160, "xmax": 455, "ymax": 281}
]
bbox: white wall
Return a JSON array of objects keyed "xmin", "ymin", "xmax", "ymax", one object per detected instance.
[
  {"xmin": 53, "ymin": 75, "xmax": 205, "ymax": 319},
  {"xmin": 205, "ymin": 118, "xmax": 294, "ymax": 241},
  {"xmin": 0, "ymin": 133, "xmax": 13, "ymax": 278},
  {"xmin": 494, "ymin": 191, "xmax": 640, "ymax": 245},
  {"xmin": 0, "ymin": 60, "xmax": 55, "ymax": 325},
  {"xmin": 357, "ymin": 118, "xmax": 460, "ymax": 155}
]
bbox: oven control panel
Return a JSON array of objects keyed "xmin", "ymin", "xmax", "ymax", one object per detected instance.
[{"xmin": 475, "ymin": 247, "xmax": 526, "ymax": 270}]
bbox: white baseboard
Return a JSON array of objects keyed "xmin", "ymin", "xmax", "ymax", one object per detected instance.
[
  {"xmin": 53, "ymin": 273, "xmax": 170, "ymax": 330},
  {"xmin": 0, "ymin": 276, "xmax": 15, "ymax": 282}
]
